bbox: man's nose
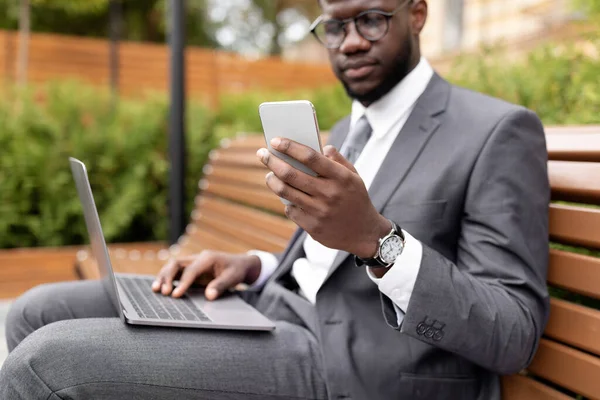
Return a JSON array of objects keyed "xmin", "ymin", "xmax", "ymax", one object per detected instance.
[{"xmin": 338, "ymin": 23, "xmax": 371, "ymax": 54}]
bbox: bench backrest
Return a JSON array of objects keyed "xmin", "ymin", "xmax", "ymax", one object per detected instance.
[
  {"xmin": 175, "ymin": 134, "xmax": 293, "ymax": 257},
  {"xmin": 502, "ymin": 126, "xmax": 600, "ymax": 399}
]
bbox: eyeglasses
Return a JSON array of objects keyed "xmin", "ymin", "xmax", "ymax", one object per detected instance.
[{"xmin": 309, "ymin": 1, "xmax": 412, "ymax": 49}]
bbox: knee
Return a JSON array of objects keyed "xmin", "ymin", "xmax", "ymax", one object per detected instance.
[
  {"xmin": 6, "ymin": 284, "xmax": 60, "ymax": 352},
  {"xmin": 0, "ymin": 322, "xmax": 73, "ymax": 398},
  {"xmin": 0, "ymin": 338, "xmax": 42, "ymax": 397}
]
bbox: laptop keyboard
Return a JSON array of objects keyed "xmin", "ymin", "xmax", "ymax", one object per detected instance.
[{"xmin": 117, "ymin": 277, "xmax": 211, "ymax": 322}]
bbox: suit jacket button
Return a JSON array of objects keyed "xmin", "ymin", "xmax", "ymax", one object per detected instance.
[{"xmin": 424, "ymin": 327, "xmax": 435, "ymax": 339}]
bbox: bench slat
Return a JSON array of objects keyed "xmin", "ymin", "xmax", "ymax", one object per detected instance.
[
  {"xmin": 221, "ymin": 135, "xmax": 268, "ymax": 150},
  {"xmin": 546, "ymin": 132, "xmax": 600, "ymax": 162},
  {"xmin": 548, "ymin": 249, "xmax": 600, "ymax": 299},
  {"xmin": 203, "ymin": 179, "xmax": 285, "ymax": 215},
  {"xmin": 197, "ymin": 196, "xmax": 296, "ymax": 240},
  {"xmin": 546, "ymin": 126, "xmax": 600, "ymax": 135},
  {"xmin": 225, "ymin": 130, "xmax": 600, "ymax": 162},
  {"xmin": 194, "ymin": 213, "xmax": 289, "ymax": 253},
  {"xmin": 528, "ymin": 339, "xmax": 600, "ymax": 399},
  {"xmin": 501, "ymin": 374, "xmax": 573, "ymax": 400},
  {"xmin": 205, "ymin": 166, "xmax": 268, "ymax": 189},
  {"xmin": 74, "ymin": 243, "xmax": 167, "ymax": 280},
  {"xmin": 549, "ymin": 204, "xmax": 600, "ymax": 249},
  {"xmin": 549, "ymin": 161, "xmax": 600, "ymax": 203},
  {"xmin": 211, "ymin": 152, "xmax": 264, "ymax": 168},
  {"xmin": 545, "ymin": 298, "xmax": 600, "ymax": 356},
  {"xmin": 185, "ymin": 223, "xmax": 251, "ymax": 254}
]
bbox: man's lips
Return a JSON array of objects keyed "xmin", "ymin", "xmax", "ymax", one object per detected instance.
[
  {"xmin": 344, "ymin": 65, "xmax": 376, "ymax": 79},
  {"xmin": 341, "ymin": 60, "xmax": 378, "ymax": 80}
]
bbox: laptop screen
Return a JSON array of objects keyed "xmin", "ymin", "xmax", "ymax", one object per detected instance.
[{"xmin": 70, "ymin": 157, "xmax": 124, "ymax": 320}]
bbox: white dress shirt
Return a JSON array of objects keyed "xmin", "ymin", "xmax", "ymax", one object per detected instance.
[{"xmin": 251, "ymin": 58, "xmax": 434, "ymax": 324}]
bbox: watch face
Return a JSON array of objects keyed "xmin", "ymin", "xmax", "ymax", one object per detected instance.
[{"xmin": 380, "ymin": 235, "xmax": 404, "ymax": 264}]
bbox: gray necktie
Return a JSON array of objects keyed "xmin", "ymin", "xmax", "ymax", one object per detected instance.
[{"xmin": 343, "ymin": 116, "xmax": 372, "ymax": 164}]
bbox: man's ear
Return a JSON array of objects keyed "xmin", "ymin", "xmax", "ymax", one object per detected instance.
[{"xmin": 410, "ymin": 0, "xmax": 428, "ymax": 35}]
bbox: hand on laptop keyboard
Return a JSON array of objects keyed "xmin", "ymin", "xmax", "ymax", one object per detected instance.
[{"xmin": 152, "ymin": 251, "xmax": 262, "ymax": 300}]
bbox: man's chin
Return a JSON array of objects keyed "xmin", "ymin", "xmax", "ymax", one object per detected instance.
[{"xmin": 343, "ymin": 80, "xmax": 384, "ymax": 106}]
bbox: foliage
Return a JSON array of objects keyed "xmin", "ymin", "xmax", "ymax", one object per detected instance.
[
  {"xmin": 209, "ymin": 0, "xmax": 319, "ymax": 55},
  {"xmin": 29, "ymin": 0, "xmax": 110, "ymax": 14},
  {"xmin": 0, "ymin": 82, "xmax": 216, "ymax": 248},
  {"xmin": 0, "ymin": 0, "xmax": 217, "ymax": 47},
  {"xmin": 448, "ymin": 39, "xmax": 600, "ymax": 125},
  {"xmin": 573, "ymin": 0, "xmax": 600, "ymax": 17},
  {"xmin": 215, "ymin": 84, "xmax": 350, "ymax": 138}
]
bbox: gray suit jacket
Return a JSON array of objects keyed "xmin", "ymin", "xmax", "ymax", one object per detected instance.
[{"xmin": 261, "ymin": 73, "xmax": 550, "ymax": 400}]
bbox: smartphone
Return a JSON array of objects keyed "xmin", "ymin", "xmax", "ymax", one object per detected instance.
[{"xmin": 258, "ymin": 100, "xmax": 324, "ymax": 205}]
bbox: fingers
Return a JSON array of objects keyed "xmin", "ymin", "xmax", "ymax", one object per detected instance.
[
  {"xmin": 152, "ymin": 259, "xmax": 180, "ymax": 296},
  {"xmin": 264, "ymin": 171, "xmax": 316, "ymax": 209},
  {"xmin": 171, "ymin": 253, "xmax": 215, "ymax": 298},
  {"xmin": 204, "ymin": 266, "xmax": 243, "ymax": 301},
  {"xmin": 265, "ymin": 138, "xmax": 341, "ymax": 178},
  {"xmin": 323, "ymin": 145, "xmax": 357, "ymax": 173},
  {"xmin": 284, "ymin": 204, "xmax": 311, "ymax": 228},
  {"xmin": 152, "ymin": 255, "xmax": 196, "ymax": 296},
  {"xmin": 257, "ymin": 148, "xmax": 320, "ymax": 197}
]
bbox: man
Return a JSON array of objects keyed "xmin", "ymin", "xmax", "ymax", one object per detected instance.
[{"xmin": 1, "ymin": 0, "xmax": 550, "ymax": 398}]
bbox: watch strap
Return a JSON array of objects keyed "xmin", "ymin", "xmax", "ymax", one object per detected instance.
[{"xmin": 354, "ymin": 220, "xmax": 403, "ymax": 268}]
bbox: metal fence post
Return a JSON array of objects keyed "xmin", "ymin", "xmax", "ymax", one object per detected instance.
[
  {"xmin": 109, "ymin": 0, "xmax": 122, "ymax": 107},
  {"xmin": 168, "ymin": 0, "xmax": 186, "ymax": 245}
]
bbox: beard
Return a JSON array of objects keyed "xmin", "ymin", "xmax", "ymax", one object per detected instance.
[{"xmin": 342, "ymin": 38, "xmax": 414, "ymax": 106}]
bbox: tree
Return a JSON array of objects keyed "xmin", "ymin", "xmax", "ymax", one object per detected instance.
[
  {"xmin": 574, "ymin": 0, "xmax": 600, "ymax": 16},
  {"xmin": 253, "ymin": 0, "xmax": 320, "ymax": 55},
  {"xmin": 0, "ymin": 0, "xmax": 218, "ymax": 49},
  {"xmin": 209, "ymin": 0, "xmax": 320, "ymax": 56}
]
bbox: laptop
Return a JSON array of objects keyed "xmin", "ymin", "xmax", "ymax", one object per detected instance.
[{"xmin": 69, "ymin": 157, "xmax": 275, "ymax": 331}]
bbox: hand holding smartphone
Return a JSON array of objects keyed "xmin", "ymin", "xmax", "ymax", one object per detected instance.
[{"xmin": 258, "ymin": 100, "xmax": 323, "ymax": 205}]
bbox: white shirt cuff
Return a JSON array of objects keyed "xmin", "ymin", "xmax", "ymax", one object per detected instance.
[
  {"xmin": 246, "ymin": 250, "xmax": 279, "ymax": 290},
  {"xmin": 366, "ymin": 230, "xmax": 423, "ymax": 322}
]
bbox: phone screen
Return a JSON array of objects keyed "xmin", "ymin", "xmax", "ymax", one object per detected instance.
[{"xmin": 259, "ymin": 100, "xmax": 323, "ymax": 178}]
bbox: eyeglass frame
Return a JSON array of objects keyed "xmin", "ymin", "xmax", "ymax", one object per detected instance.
[{"xmin": 309, "ymin": 0, "xmax": 413, "ymax": 49}]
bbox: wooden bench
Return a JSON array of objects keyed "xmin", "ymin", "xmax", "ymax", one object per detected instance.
[{"xmin": 76, "ymin": 127, "xmax": 600, "ymax": 399}]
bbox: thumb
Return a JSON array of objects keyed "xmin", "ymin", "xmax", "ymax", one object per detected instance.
[
  {"xmin": 324, "ymin": 145, "xmax": 357, "ymax": 173},
  {"xmin": 205, "ymin": 267, "xmax": 240, "ymax": 301}
]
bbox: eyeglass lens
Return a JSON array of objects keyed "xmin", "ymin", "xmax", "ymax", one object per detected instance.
[{"xmin": 316, "ymin": 12, "xmax": 390, "ymax": 48}]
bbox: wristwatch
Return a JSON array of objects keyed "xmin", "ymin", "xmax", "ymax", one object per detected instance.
[{"xmin": 354, "ymin": 220, "xmax": 405, "ymax": 268}]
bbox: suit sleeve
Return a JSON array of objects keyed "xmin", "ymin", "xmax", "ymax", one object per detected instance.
[{"xmin": 380, "ymin": 108, "xmax": 550, "ymax": 375}]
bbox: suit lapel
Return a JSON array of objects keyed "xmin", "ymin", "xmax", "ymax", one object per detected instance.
[{"xmin": 325, "ymin": 74, "xmax": 451, "ymax": 281}]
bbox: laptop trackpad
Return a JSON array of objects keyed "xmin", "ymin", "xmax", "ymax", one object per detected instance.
[{"xmin": 186, "ymin": 289, "xmax": 265, "ymax": 323}]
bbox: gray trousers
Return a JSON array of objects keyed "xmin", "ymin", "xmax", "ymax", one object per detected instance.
[{"xmin": 0, "ymin": 280, "xmax": 328, "ymax": 399}]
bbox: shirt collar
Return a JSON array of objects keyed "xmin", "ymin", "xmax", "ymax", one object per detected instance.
[{"xmin": 350, "ymin": 57, "xmax": 434, "ymax": 140}]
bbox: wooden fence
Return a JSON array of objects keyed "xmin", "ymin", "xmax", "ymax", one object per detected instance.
[{"xmin": 0, "ymin": 30, "xmax": 338, "ymax": 108}]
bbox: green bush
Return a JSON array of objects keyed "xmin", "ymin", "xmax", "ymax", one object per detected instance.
[
  {"xmin": 0, "ymin": 82, "xmax": 216, "ymax": 248},
  {"xmin": 215, "ymin": 84, "xmax": 351, "ymax": 139},
  {"xmin": 448, "ymin": 38, "xmax": 600, "ymax": 125}
]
